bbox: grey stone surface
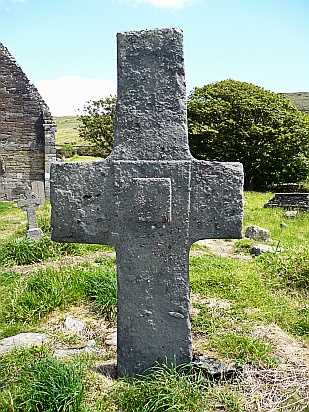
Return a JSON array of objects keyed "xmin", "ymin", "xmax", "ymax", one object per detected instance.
[
  {"xmin": 26, "ymin": 227, "xmax": 44, "ymax": 241},
  {"xmin": 18, "ymin": 184, "xmax": 44, "ymax": 240},
  {"xmin": 53, "ymin": 340, "xmax": 106, "ymax": 358},
  {"xmin": 284, "ymin": 211, "xmax": 298, "ymax": 218},
  {"xmin": 0, "ymin": 332, "xmax": 48, "ymax": 355},
  {"xmin": 50, "ymin": 28, "xmax": 244, "ymax": 376},
  {"xmin": 105, "ymin": 330, "xmax": 117, "ymax": 346},
  {"xmin": 64, "ymin": 315, "xmax": 87, "ymax": 337},
  {"xmin": 193, "ymin": 354, "xmax": 237, "ymax": 380},
  {"xmin": 245, "ymin": 225, "xmax": 270, "ymax": 241},
  {"xmin": 251, "ymin": 244, "xmax": 281, "ymax": 256}
]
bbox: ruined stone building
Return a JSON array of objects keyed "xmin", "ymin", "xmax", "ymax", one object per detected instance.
[{"xmin": 0, "ymin": 42, "xmax": 56, "ymax": 201}]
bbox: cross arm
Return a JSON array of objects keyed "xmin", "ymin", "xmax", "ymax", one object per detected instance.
[
  {"xmin": 50, "ymin": 160, "xmax": 117, "ymax": 246},
  {"xmin": 189, "ymin": 159, "xmax": 244, "ymax": 244}
]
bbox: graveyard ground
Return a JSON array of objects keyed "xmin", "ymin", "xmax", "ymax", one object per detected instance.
[{"xmin": 0, "ymin": 193, "xmax": 309, "ymax": 411}]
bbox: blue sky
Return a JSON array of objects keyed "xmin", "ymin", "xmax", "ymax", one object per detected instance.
[{"xmin": 1, "ymin": 0, "xmax": 308, "ymax": 116}]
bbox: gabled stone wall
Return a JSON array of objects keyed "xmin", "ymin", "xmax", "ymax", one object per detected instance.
[{"xmin": 0, "ymin": 43, "xmax": 56, "ymax": 201}]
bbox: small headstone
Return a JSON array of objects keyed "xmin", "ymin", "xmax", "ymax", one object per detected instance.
[
  {"xmin": 50, "ymin": 28, "xmax": 244, "ymax": 376},
  {"xmin": 18, "ymin": 184, "xmax": 43, "ymax": 241},
  {"xmin": 245, "ymin": 225, "xmax": 270, "ymax": 241}
]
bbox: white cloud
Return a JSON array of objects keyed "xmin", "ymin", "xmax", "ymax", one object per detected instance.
[
  {"xmin": 0, "ymin": 0, "xmax": 26, "ymax": 10},
  {"xmin": 35, "ymin": 76, "xmax": 117, "ymax": 117},
  {"xmin": 123, "ymin": 0, "xmax": 195, "ymax": 9}
]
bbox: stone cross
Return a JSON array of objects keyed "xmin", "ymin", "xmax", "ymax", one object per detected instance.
[
  {"xmin": 50, "ymin": 28, "xmax": 243, "ymax": 376},
  {"xmin": 18, "ymin": 184, "xmax": 43, "ymax": 241}
]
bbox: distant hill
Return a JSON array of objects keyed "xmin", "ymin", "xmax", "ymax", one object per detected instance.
[{"xmin": 283, "ymin": 92, "xmax": 309, "ymax": 114}]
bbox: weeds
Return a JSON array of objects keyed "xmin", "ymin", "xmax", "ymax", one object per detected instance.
[{"xmin": 260, "ymin": 249, "xmax": 309, "ymax": 290}]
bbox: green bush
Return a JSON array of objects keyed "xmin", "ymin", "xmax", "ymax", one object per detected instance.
[
  {"xmin": 188, "ymin": 80, "xmax": 309, "ymax": 190},
  {"xmin": 59, "ymin": 143, "xmax": 77, "ymax": 158}
]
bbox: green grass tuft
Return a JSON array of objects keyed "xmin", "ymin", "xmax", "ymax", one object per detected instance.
[
  {"xmin": 0, "ymin": 263, "xmax": 117, "ymax": 338},
  {"xmin": 113, "ymin": 362, "xmax": 205, "ymax": 412},
  {"xmin": 213, "ymin": 333, "xmax": 276, "ymax": 367},
  {"xmin": 0, "ymin": 348, "xmax": 86, "ymax": 412}
]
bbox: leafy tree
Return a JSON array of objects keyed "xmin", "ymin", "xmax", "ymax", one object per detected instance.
[
  {"xmin": 77, "ymin": 95, "xmax": 116, "ymax": 156},
  {"xmin": 188, "ymin": 80, "xmax": 309, "ymax": 190}
]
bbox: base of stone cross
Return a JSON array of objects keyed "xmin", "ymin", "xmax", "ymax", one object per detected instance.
[{"xmin": 27, "ymin": 228, "xmax": 44, "ymax": 241}]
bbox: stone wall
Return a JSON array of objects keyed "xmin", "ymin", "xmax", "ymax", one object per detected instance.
[{"xmin": 0, "ymin": 43, "xmax": 56, "ymax": 201}]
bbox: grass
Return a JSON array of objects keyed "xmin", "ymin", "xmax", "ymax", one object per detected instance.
[
  {"xmin": 54, "ymin": 116, "xmax": 105, "ymax": 163},
  {"xmin": 0, "ymin": 201, "xmax": 25, "ymax": 241},
  {"xmin": 111, "ymin": 362, "xmax": 205, "ymax": 412},
  {"xmin": 0, "ymin": 347, "xmax": 86, "ymax": 411},
  {"xmin": 0, "ymin": 201, "xmax": 113, "ymax": 267},
  {"xmin": 0, "ymin": 193, "xmax": 309, "ymax": 411},
  {"xmin": 67, "ymin": 155, "xmax": 104, "ymax": 162},
  {"xmin": 54, "ymin": 116, "xmax": 86, "ymax": 147},
  {"xmin": 0, "ymin": 260, "xmax": 117, "ymax": 339}
]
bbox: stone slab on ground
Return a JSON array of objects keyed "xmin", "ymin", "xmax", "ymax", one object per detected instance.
[{"xmin": 0, "ymin": 332, "xmax": 48, "ymax": 355}]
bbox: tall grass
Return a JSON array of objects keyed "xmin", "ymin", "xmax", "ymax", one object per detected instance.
[
  {"xmin": 0, "ymin": 348, "xmax": 86, "ymax": 412},
  {"xmin": 0, "ymin": 236, "xmax": 113, "ymax": 267},
  {"xmin": 0, "ymin": 261, "xmax": 117, "ymax": 338}
]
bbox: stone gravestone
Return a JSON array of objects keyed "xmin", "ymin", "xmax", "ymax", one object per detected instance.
[
  {"xmin": 50, "ymin": 28, "xmax": 244, "ymax": 376},
  {"xmin": 18, "ymin": 184, "xmax": 44, "ymax": 241}
]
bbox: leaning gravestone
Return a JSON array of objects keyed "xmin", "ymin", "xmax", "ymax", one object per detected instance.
[
  {"xmin": 18, "ymin": 184, "xmax": 44, "ymax": 241},
  {"xmin": 50, "ymin": 28, "xmax": 244, "ymax": 376}
]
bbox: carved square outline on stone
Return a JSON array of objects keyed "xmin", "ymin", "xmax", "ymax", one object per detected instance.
[{"xmin": 131, "ymin": 177, "xmax": 172, "ymax": 224}]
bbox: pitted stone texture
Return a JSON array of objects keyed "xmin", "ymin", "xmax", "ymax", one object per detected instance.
[
  {"xmin": 245, "ymin": 225, "xmax": 270, "ymax": 241},
  {"xmin": 113, "ymin": 29, "xmax": 190, "ymax": 161},
  {"xmin": 50, "ymin": 28, "xmax": 244, "ymax": 376}
]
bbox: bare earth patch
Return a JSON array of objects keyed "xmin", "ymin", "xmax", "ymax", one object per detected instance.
[
  {"xmin": 191, "ymin": 239, "xmax": 250, "ymax": 259},
  {"xmin": 3, "ymin": 250, "xmax": 116, "ymax": 274}
]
